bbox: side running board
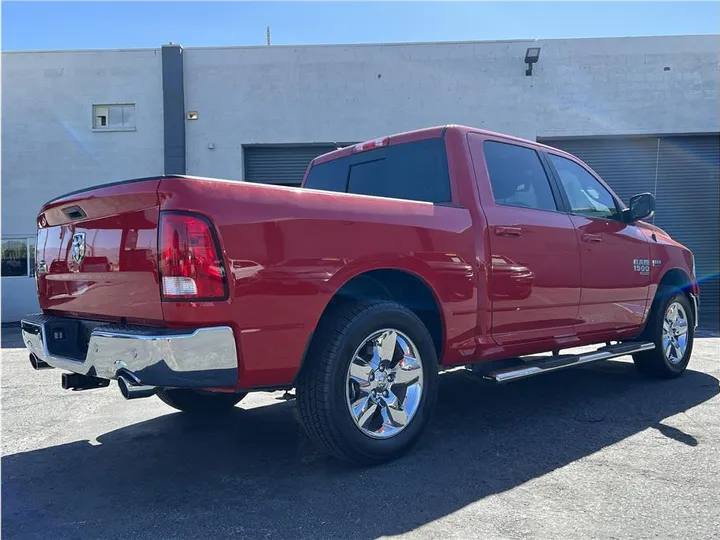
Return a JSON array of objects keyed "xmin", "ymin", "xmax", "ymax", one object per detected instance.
[{"xmin": 484, "ymin": 341, "xmax": 655, "ymax": 384}]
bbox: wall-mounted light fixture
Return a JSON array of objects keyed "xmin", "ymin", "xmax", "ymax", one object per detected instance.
[{"xmin": 525, "ymin": 47, "xmax": 541, "ymax": 76}]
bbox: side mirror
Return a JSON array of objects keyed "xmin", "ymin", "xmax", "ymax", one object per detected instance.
[{"xmin": 624, "ymin": 192, "xmax": 655, "ymax": 222}]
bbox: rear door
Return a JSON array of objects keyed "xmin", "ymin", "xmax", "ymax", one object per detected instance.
[
  {"xmin": 469, "ymin": 135, "xmax": 582, "ymax": 346},
  {"xmin": 544, "ymin": 152, "xmax": 652, "ymax": 338}
]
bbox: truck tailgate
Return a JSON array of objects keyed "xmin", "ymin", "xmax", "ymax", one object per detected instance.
[{"xmin": 36, "ymin": 178, "xmax": 163, "ymax": 322}]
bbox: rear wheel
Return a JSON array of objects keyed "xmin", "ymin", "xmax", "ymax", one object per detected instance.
[
  {"xmin": 296, "ymin": 300, "xmax": 439, "ymax": 466},
  {"xmin": 633, "ymin": 288, "xmax": 694, "ymax": 378},
  {"xmin": 156, "ymin": 388, "xmax": 247, "ymax": 413}
]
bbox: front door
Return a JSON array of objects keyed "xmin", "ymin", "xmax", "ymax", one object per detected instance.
[
  {"xmin": 545, "ymin": 152, "xmax": 652, "ymax": 338},
  {"xmin": 470, "ymin": 136, "xmax": 582, "ymax": 347}
]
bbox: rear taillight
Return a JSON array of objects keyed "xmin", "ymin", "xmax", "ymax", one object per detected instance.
[{"xmin": 159, "ymin": 212, "xmax": 228, "ymax": 301}]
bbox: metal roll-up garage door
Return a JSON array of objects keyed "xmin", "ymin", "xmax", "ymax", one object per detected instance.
[
  {"xmin": 542, "ymin": 134, "xmax": 720, "ymax": 325},
  {"xmin": 243, "ymin": 145, "xmax": 345, "ymax": 186}
]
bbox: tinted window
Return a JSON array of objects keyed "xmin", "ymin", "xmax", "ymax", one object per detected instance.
[
  {"xmin": 548, "ymin": 154, "xmax": 620, "ymax": 220},
  {"xmin": 305, "ymin": 138, "xmax": 451, "ymax": 204},
  {"xmin": 347, "ymin": 138, "xmax": 451, "ymax": 203},
  {"xmin": 303, "ymin": 158, "xmax": 348, "ymax": 193},
  {"xmin": 1, "ymin": 238, "xmax": 29, "ymax": 277},
  {"xmin": 483, "ymin": 141, "xmax": 557, "ymax": 212}
]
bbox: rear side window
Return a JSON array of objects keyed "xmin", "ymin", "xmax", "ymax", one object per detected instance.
[
  {"xmin": 483, "ymin": 141, "xmax": 558, "ymax": 212},
  {"xmin": 304, "ymin": 138, "xmax": 451, "ymax": 204}
]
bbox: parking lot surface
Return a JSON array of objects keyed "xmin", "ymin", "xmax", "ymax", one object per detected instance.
[{"xmin": 2, "ymin": 325, "xmax": 719, "ymax": 540}]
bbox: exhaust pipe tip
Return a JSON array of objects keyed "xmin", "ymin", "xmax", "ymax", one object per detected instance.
[
  {"xmin": 118, "ymin": 375, "xmax": 156, "ymax": 400},
  {"xmin": 117, "ymin": 375, "xmax": 131, "ymax": 399},
  {"xmin": 29, "ymin": 353, "xmax": 52, "ymax": 370}
]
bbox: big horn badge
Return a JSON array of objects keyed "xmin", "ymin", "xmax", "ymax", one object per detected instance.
[{"xmin": 71, "ymin": 232, "xmax": 86, "ymax": 264}]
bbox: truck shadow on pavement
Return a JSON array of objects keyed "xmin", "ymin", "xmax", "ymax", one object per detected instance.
[{"xmin": 3, "ymin": 361, "xmax": 718, "ymax": 540}]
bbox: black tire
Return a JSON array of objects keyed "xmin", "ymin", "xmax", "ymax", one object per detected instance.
[
  {"xmin": 633, "ymin": 287, "xmax": 694, "ymax": 379},
  {"xmin": 296, "ymin": 300, "xmax": 439, "ymax": 466},
  {"xmin": 156, "ymin": 388, "xmax": 247, "ymax": 413}
]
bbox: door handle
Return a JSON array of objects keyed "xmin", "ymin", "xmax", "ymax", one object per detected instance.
[
  {"xmin": 495, "ymin": 226, "xmax": 523, "ymax": 237},
  {"xmin": 581, "ymin": 233, "xmax": 603, "ymax": 243}
]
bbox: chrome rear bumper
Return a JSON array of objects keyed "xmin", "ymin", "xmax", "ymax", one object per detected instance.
[{"xmin": 21, "ymin": 313, "xmax": 238, "ymax": 388}]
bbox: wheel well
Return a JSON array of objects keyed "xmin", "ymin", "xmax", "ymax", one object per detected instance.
[
  {"xmin": 320, "ymin": 269, "xmax": 444, "ymax": 360},
  {"xmin": 658, "ymin": 268, "xmax": 694, "ymax": 300}
]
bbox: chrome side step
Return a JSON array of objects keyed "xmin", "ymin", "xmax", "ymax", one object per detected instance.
[{"xmin": 484, "ymin": 341, "xmax": 655, "ymax": 384}]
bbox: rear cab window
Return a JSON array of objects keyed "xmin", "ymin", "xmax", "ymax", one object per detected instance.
[
  {"xmin": 301, "ymin": 158, "xmax": 348, "ymax": 193},
  {"xmin": 304, "ymin": 138, "xmax": 451, "ymax": 204}
]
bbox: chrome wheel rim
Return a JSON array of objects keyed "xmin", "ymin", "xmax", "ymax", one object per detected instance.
[
  {"xmin": 345, "ymin": 329, "xmax": 424, "ymax": 439},
  {"xmin": 662, "ymin": 301, "xmax": 689, "ymax": 364}
]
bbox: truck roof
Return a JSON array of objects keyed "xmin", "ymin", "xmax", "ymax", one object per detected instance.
[{"xmin": 310, "ymin": 124, "xmax": 575, "ymax": 167}]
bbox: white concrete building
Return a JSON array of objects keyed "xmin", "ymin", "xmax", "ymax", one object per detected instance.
[{"xmin": 2, "ymin": 34, "xmax": 719, "ymax": 322}]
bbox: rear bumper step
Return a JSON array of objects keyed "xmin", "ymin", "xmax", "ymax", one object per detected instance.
[
  {"xmin": 483, "ymin": 341, "xmax": 655, "ymax": 384},
  {"xmin": 21, "ymin": 313, "xmax": 239, "ymax": 389}
]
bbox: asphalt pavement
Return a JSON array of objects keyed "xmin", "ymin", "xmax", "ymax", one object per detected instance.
[{"xmin": 2, "ymin": 325, "xmax": 719, "ymax": 540}]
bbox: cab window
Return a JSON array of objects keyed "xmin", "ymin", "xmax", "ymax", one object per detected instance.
[
  {"xmin": 483, "ymin": 141, "xmax": 558, "ymax": 212},
  {"xmin": 548, "ymin": 154, "xmax": 620, "ymax": 220}
]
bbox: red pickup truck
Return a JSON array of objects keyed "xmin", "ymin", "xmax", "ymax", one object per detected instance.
[{"xmin": 22, "ymin": 125, "xmax": 699, "ymax": 465}]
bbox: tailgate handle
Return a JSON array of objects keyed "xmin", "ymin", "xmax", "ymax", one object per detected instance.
[
  {"xmin": 495, "ymin": 226, "xmax": 523, "ymax": 237},
  {"xmin": 63, "ymin": 205, "xmax": 87, "ymax": 220}
]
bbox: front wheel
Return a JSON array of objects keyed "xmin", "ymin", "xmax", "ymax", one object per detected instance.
[
  {"xmin": 296, "ymin": 300, "xmax": 439, "ymax": 466},
  {"xmin": 633, "ymin": 289, "xmax": 694, "ymax": 378},
  {"xmin": 156, "ymin": 388, "xmax": 247, "ymax": 413}
]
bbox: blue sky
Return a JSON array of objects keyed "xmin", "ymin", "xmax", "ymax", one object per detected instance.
[{"xmin": 2, "ymin": 2, "xmax": 718, "ymax": 51}]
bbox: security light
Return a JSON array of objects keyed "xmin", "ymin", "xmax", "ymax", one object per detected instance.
[{"xmin": 525, "ymin": 47, "xmax": 541, "ymax": 76}]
